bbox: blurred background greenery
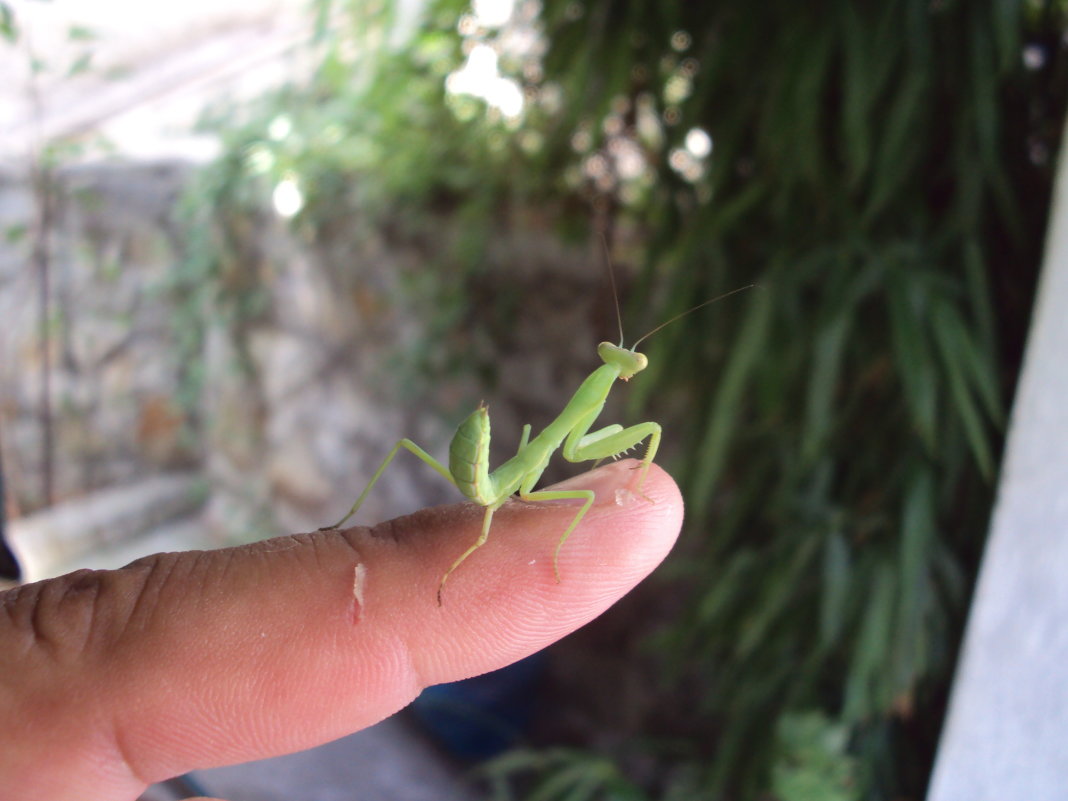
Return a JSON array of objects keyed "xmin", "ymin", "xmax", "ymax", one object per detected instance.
[{"xmin": 26, "ymin": 0, "xmax": 1067, "ymax": 798}]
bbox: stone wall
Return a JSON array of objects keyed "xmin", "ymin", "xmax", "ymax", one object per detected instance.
[
  {"xmin": 0, "ymin": 160, "xmax": 197, "ymax": 516},
  {"xmin": 198, "ymin": 205, "xmax": 616, "ymax": 539},
  {"xmin": 1, "ymin": 158, "xmax": 617, "ymax": 548}
]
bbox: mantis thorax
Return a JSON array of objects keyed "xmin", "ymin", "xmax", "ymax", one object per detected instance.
[{"xmin": 597, "ymin": 341, "xmax": 648, "ymax": 381}]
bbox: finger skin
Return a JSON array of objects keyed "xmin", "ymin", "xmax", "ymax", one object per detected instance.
[{"xmin": 0, "ymin": 460, "xmax": 682, "ymax": 801}]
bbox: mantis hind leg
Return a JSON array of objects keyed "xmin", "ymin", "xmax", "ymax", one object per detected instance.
[
  {"xmin": 320, "ymin": 438, "xmax": 455, "ymax": 531},
  {"xmin": 517, "ymin": 488, "xmax": 596, "ymax": 583}
]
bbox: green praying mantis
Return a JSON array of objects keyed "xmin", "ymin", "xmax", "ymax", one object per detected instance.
[{"xmin": 321, "ymin": 264, "xmax": 753, "ymax": 605}]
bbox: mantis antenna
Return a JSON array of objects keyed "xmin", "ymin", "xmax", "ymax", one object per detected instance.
[
  {"xmin": 599, "ymin": 228, "xmax": 755, "ymax": 351},
  {"xmin": 631, "ymin": 283, "xmax": 758, "ymax": 350},
  {"xmin": 598, "ymin": 231, "xmax": 627, "ymax": 347}
]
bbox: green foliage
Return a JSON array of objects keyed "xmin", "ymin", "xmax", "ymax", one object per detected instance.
[
  {"xmin": 167, "ymin": 157, "xmax": 267, "ymax": 414},
  {"xmin": 456, "ymin": 1, "xmax": 1059, "ymax": 798},
  {"xmin": 182, "ymin": 0, "xmax": 568, "ymax": 382},
  {"xmin": 194, "ymin": 0, "xmax": 546, "ymax": 229},
  {"xmin": 505, "ymin": 2, "xmax": 1059, "ymax": 798},
  {"xmin": 771, "ymin": 712, "xmax": 860, "ymax": 801},
  {"xmin": 483, "ymin": 749, "xmax": 647, "ymax": 801},
  {"xmin": 0, "ymin": 2, "xmax": 16, "ymax": 44},
  {"xmin": 183, "ymin": 0, "xmax": 1066, "ymax": 798}
]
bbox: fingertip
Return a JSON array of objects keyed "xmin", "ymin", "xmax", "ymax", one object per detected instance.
[
  {"xmin": 412, "ymin": 460, "xmax": 684, "ymax": 677},
  {"xmin": 536, "ymin": 459, "xmax": 684, "ymax": 583}
]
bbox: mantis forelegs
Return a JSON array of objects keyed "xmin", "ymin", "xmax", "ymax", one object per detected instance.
[
  {"xmin": 512, "ymin": 419, "xmax": 660, "ymax": 583},
  {"xmin": 565, "ymin": 420, "xmax": 662, "ymax": 489}
]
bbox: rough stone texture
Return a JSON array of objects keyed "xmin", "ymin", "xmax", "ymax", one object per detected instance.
[
  {"xmin": 199, "ymin": 203, "xmax": 614, "ymax": 541},
  {"xmin": 927, "ymin": 136, "xmax": 1068, "ymax": 797},
  {"xmin": 0, "ymin": 161, "xmax": 198, "ymax": 514},
  {"xmin": 1, "ymin": 156, "xmax": 616, "ymax": 560}
]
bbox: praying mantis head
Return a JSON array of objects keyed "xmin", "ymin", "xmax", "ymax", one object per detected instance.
[{"xmin": 597, "ymin": 341, "xmax": 649, "ymax": 381}]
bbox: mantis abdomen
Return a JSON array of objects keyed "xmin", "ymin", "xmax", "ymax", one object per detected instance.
[{"xmin": 449, "ymin": 405, "xmax": 495, "ymax": 506}]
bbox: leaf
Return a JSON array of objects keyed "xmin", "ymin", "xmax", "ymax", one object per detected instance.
[
  {"xmin": 843, "ymin": 565, "xmax": 896, "ymax": 720},
  {"xmin": 67, "ymin": 24, "xmax": 96, "ymax": 42},
  {"xmin": 0, "ymin": 2, "xmax": 16, "ymax": 43},
  {"xmin": 3, "ymin": 223, "xmax": 27, "ymax": 245},
  {"xmin": 67, "ymin": 51, "xmax": 93, "ymax": 78},
  {"xmin": 696, "ymin": 550, "xmax": 757, "ymax": 624},
  {"xmin": 962, "ymin": 237, "xmax": 997, "ymax": 356},
  {"xmin": 688, "ymin": 286, "xmax": 772, "ymax": 520},
  {"xmin": 930, "ymin": 299, "xmax": 996, "ymax": 478},
  {"xmin": 820, "ymin": 530, "xmax": 851, "ymax": 648},
  {"xmin": 840, "ymin": 4, "xmax": 872, "ymax": 185},
  {"xmin": 559, "ymin": 774, "xmax": 606, "ymax": 801},
  {"xmin": 862, "ymin": 70, "xmax": 928, "ymax": 223},
  {"xmin": 735, "ymin": 534, "xmax": 819, "ymax": 660},
  {"xmin": 801, "ymin": 306, "xmax": 851, "ymax": 465},
  {"xmin": 886, "ymin": 271, "xmax": 938, "ymax": 451},
  {"xmin": 896, "ymin": 470, "xmax": 935, "ymax": 689},
  {"xmin": 528, "ymin": 759, "xmax": 604, "ymax": 801},
  {"xmin": 481, "ymin": 748, "xmax": 548, "ymax": 778},
  {"xmin": 990, "ymin": 0, "xmax": 1021, "ymax": 72},
  {"xmin": 787, "ymin": 23, "xmax": 834, "ymax": 188},
  {"xmin": 942, "ymin": 295, "xmax": 1004, "ymax": 425},
  {"xmin": 969, "ymin": 15, "xmax": 998, "ymax": 168},
  {"xmin": 841, "ymin": 4, "xmax": 910, "ymax": 189}
]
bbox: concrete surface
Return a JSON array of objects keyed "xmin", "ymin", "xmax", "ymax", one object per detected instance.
[
  {"xmin": 927, "ymin": 128, "xmax": 1068, "ymax": 797},
  {"xmin": 50, "ymin": 517, "xmax": 217, "ymax": 575},
  {"xmin": 7, "ymin": 473, "xmax": 207, "ymax": 580},
  {"xmin": 149, "ymin": 715, "xmax": 474, "ymax": 801},
  {"xmin": 0, "ymin": 0, "xmax": 307, "ymax": 162}
]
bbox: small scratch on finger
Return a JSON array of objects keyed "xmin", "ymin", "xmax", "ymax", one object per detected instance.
[{"xmin": 352, "ymin": 562, "xmax": 368, "ymax": 623}]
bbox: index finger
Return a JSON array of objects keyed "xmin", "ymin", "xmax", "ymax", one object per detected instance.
[{"xmin": 0, "ymin": 460, "xmax": 683, "ymax": 800}]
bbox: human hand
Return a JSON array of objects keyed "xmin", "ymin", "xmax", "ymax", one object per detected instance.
[{"xmin": 0, "ymin": 460, "xmax": 682, "ymax": 801}]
